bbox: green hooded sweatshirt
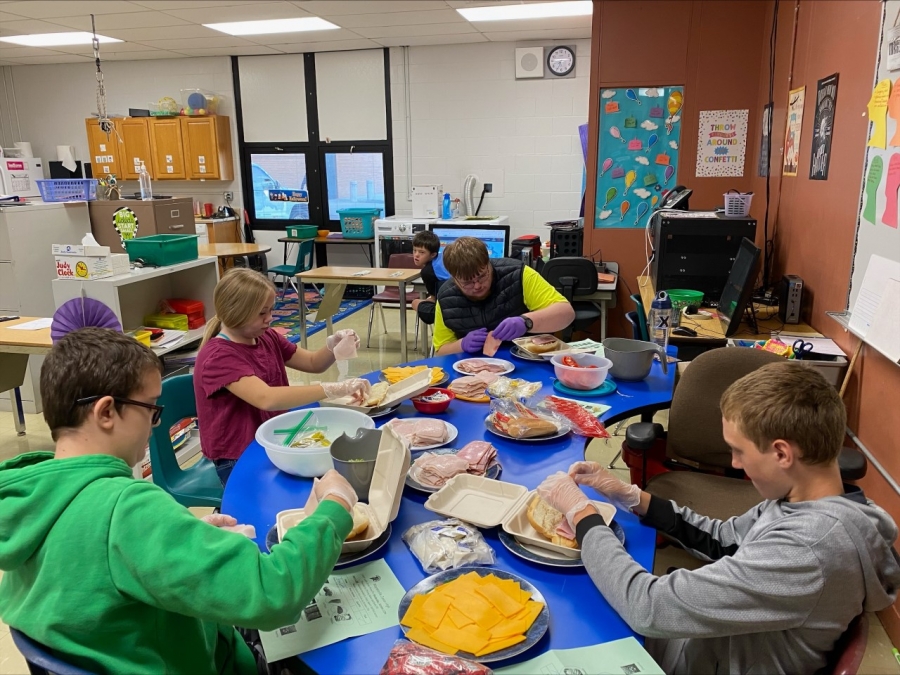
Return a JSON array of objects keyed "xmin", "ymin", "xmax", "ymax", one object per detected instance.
[{"xmin": 0, "ymin": 452, "xmax": 351, "ymax": 674}]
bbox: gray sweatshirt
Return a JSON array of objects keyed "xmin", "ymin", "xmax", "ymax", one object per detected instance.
[{"xmin": 578, "ymin": 486, "xmax": 900, "ymax": 674}]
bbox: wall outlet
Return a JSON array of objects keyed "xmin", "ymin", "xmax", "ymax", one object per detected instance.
[
  {"xmin": 484, "ymin": 183, "xmax": 493, "ymax": 193},
  {"xmin": 223, "ymin": 191, "xmax": 234, "ymax": 202}
]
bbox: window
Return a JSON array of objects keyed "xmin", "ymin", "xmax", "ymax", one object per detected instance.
[
  {"xmin": 249, "ymin": 153, "xmax": 309, "ymax": 221},
  {"xmin": 323, "ymin": 152, "xmax": 385, "ymax": 220}
]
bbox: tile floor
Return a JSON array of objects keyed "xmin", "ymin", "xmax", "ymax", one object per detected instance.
[{"xmin": 0, "ymin": 306, "xmax": 897, "ymax": 672}]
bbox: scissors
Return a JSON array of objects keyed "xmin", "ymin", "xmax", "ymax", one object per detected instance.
[{"xmin": 792, "ymin": 340, "xmax": 814, "ymax": 360}]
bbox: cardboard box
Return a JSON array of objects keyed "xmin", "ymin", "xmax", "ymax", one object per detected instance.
[
  {"xmin": 110, "ymin": 253, "xmax": 130, "ymax": 276},
  {"xmin": 412, "ymin": 184, "xmax": 442, "ymax": 219},
  {"xmin": 52, "ymin": 243, "xmax": 113, "ymax": 280}
]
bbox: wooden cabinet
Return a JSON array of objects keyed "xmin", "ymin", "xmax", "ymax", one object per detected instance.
[
  {"xmin": 181, "ymin": 115, "xmax": 234, "ymax": 180},
  {"xmin": 148, "ymin": 118, "xmax": 186, "ymax": 180},
  {"xmin": 116, "ymin": 118, "xmax": 153, "ymax": 181},
  {"xmin": 85, "ymin": 119, "xmax": 124, "ymax": 179}
]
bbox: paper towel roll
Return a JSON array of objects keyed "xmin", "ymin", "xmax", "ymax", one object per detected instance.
[
  {"xmin": 14, "ymin": 142, "xmax": 33, "ymax": 158},
  {"xmin": 57, "ymin": 145, "xmax": 76, "ymax": 172}
]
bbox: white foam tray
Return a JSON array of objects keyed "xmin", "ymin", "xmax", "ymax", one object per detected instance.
[
  {"xmin": 319, "ymin": 369, "xmax": 433, "ymax": 413},
  {"xmin": 423, "ymin": 474, "xmax": 527, "ymax": 528}
]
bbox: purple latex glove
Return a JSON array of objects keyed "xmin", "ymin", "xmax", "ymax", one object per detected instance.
[
  {"xmin": 492, "ymin": 316, "xmax": 528, "ymax": 341},
  {"xmin": 460, "ymin": 327, "xmax": 488, "ymax": 353}
]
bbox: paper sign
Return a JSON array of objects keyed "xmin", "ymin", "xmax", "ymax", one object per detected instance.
[
  {"xmin": 866, "ymin": 278, "xmax": 900, "ymax": 362},
  {"xmin": 696, "ymin": 110, "xmax": 749, "ymax": 177},
  {"xmin": 655, "ymin": 153, "xmax": 670, "ymax": 165},
  {"xmin": 882, "ymin": 153, "xmax": 900, "ymax": 228},
  {"xmin": 99, "ymin": 144, "xmax": 106, "ymax": 152},
  {"xmin": 167, "ymin": 166, "xmax": 174, "ymax": 174},
  {"xmin": 165, "ymin": 154, "xmax": 172, "ymax": 163},
  {"xmin": 199, "ymin": 166, "xmax": 207, "ymax": 173},
  {"xmin": 867, "ymin": 79, "xmax": 891, "ymax": 149},
  {"xmin": 649, "ymin": 106, "xmax": 664, "ymax": 118},
  {"xmin": 605, "ymin": 101, "xmax": 620, "ymax": 113},
  {"xmin": 863, "ymin": 156, "xmax": 884, "ymax": 224},
  {"xmin": 890, "ymin": 78, "xmax": 900, "ymax": 146},
  {"xmin": 889, "ymin": 24, "xmax": 900, "ymax": 71},
  {"xmin": 198, "ymin": 156, "xmax": 205, "ymax": 164},
  {"xmin": 495, "ymin": 638, "xmax": 665, "ymax": 675},
  {"xmin": 102, "ymin": 165, "xmax": 110, "ymax": 173},
  {"xmin": 643, "ymin": 173, "xmax": 658, "ymax": 186},
  {"xmin": 624, "ymin": 116, "xmax": 637, "ymax": 128},
  {"xmin": 810, "ymin": 74, "xmax": 839, "ymax": 179},
  {"xmin": 784, "ymin": 88, "xmax": 806, "ymax": 176},
  {"xmin": 849, "ymin": 254, "xmax": 900, "ymax": 335},
  {"xmin": 259, "ymin": 559, "xmax": 405, "ymax": 661},
  {"xmin": 628, "ymin": 139, "xmax": 642, "ymax": 151},
  {"xmin": 610, "ymin": 167, "xmax": 625, "ymax": 179}
]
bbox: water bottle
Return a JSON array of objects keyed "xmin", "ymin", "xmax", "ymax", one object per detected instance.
[
  {"xmin": 649, "ymin": 291, "xmax": 672, "ymax": 350},
  {"xmin": 442, "ymin": 193, "xmax": 451, "ymax": 219},
  {"xmin": 139, "ymin": 161, "xmax": 152, "ymax": 201}
]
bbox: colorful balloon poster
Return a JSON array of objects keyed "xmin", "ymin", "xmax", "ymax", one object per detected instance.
[
  {"xmin": 595, "ymin": 86, "xmax": 684, "ymax": 229},
  {"xmin": 695, "ymin": 110, "xmax": 749, "ymax": 178},
  {"xmin": 783, "ymin": 87, "xmax": 806, "ymax": 176}
]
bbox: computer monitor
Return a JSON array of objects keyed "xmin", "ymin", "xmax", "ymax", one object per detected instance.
[
  {"xmin": 719, "ymin": 238, "xmax": 762, "ymax": 337},
  {"xmin": 429, "ymin": 224, "xmax": 510, "ymax": 259}
]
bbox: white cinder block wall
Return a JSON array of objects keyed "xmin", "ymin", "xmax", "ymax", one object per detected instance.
[{"xmin": 390, "ymin": 40, "xmax": 590, "ymax": 243}]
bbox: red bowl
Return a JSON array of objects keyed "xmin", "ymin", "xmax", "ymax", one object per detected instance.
[{"xmin": 412, "ymin": 388, "xmax": 455, "ymax": 414}]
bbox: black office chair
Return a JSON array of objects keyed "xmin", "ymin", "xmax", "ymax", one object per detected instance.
[{"xmin": 542, "ymin": 257, "xmax": 601, "ymax": 341}]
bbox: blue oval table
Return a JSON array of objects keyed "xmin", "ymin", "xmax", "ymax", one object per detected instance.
[{"xmin": 223, "ymin": 345, "xmax": 676, "ymax": 673}]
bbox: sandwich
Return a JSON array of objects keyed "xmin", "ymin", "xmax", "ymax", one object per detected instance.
[
  {"xmin": 346, "ymin": 503, "xmax": 370, "ymax": 540},
  {"xmin": 526, "ymin": 495, "xmax": 577, "ymax": 549},
  {"xmin": 365, "ymin": 381, "xmax": 390, "ymax": 407},
  {"xmin": 523, "ymin": 335, "xmax": 563, "ymax": 354}
]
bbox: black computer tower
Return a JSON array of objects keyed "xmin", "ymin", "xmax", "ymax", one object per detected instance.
[{"xmin": 650, "ymin": 211, "xmax": 757, "ymax": 304}]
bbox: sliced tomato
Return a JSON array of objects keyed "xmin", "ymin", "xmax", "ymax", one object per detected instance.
[{"xmin": 562, "ymin": 356, "xmax": 578, "ymax": 368}]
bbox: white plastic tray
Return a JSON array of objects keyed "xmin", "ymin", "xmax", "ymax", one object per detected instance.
[
  {"xmin": 423, "ymin": 474, "xmax": 527, "ymax": 528},
  {"xmin": 319, "ymin": 369, "xmax": 433, "ymax": 413}
]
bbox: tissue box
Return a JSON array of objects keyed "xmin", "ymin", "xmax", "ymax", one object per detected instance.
[
  {"xmin": 110, "ymin": 253, "xmax": 130, "ymax": 277},
  {"xmin": 53, "ymin": 243, "xmax": 113, "ymax": 280}
]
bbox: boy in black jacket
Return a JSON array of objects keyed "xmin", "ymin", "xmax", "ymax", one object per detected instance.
[{"xmin": 412, "ymin": 230, "xmax": 443, "ymax": 325}]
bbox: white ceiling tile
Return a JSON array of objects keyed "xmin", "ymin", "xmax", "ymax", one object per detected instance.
[
  {"xmin": 336, "ymin": 9, "xmax": 465, "ymax": 28},
  {"xmin": 132, "ymin": 0, "xmax": 251, "ymax": 9},
  {"xmin": 444, "ymin": 0, "xmax": 562, "ymax": 6},
  {"xmin": 0, "ymin": 19, "xmax": 76, "ymax": 35},
  {"xmin": 101, "ymin": 49, "xmax": 185, "ymax": 59},
  {"xmin": 165, "ymin": 2, "xmax": 312, "ymax": 24},
  {"xmin": 0, "ymin": 1, "xmax": 147, "ymax": 19},
  {"xmin": 278, "ymin": 38, "xmax": 380, "ymax": 52},
  {"xmin": 3, "ymin": 53, "xmax": 95, "ymax": 63},
  {"xmin": 102, "ymin": 24, "xmax": 224, "ymax": 41},
  {"xmin": 473, "ymin": 16, "xmax": 591, "ymax": 32},
  {"xmin": 135, "ymin": 36, "xmax": 256, "ymax": 50},
  {"xmin": 353, "ymin": 22, "xmax": 477, "ymax": 39},
  {"xmin": 374, "ymin": 33, "xmax": 488, "ymax": 47},
  {"xmin": 254, "ymin": 28, "xmax": 367, "ymax": 45},
  {"xmin": 49, "ymin": 11, "xmax": 192, "ymax": 31},
  {"xmin": 296, "ymin": 1, "xmax": 449, "ymax": 15},
  {"xmin": 173, "ymin": 45, "xmax": 284, "ymax": 56},
  {"xmin": 0, "ymin": 11, "xmax": 29, "ymax": 21},
  {"xmin": 0, "ymin": 45, "xmax": 66, "ymax": 57},
  {"xmin": 482, "ymin": 27, "xmax": 590, "ymax": 41},
  {"xmin": 51, "ymin": 40, "xmax": 164, "ymax": 54}
]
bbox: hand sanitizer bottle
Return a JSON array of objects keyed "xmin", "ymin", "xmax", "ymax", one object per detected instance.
[{"xmin": 139, "ymin": 161, "xmax": 153, "ymax": 201}]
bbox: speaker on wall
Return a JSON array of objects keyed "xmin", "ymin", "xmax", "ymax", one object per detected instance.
[{"xmin": 515, "ymin": 47, "xmax": 544, "ymax": 79}]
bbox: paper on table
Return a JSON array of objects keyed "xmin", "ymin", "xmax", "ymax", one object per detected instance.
[
  {"xmin": 259, "ymin": 559, "xmax": 405, "ymax": 661},
  {"xmin": 866, "ymin": 278, "xmax": 900, "ymax": 363},
  {"xmin": 849, "ymin": 255, "xmax": 900, "ymax": 336},
  {"xmin": 494, "ymin": 637, "xmax": 665, "ymax": 675},
  {"xmin": 7, "ymin": 318, "xmax": 52, "ymax": 330},
  {"xmin": 777, "ymin": 335, "xmax": 845, "ymax": 358}
]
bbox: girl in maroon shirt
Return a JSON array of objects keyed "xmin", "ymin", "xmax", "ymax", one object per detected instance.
[{"xmin": 194, "ymin": 269, "xmax": 370, "ymax": 485}]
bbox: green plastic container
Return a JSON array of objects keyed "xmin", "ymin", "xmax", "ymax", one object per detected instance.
[
  {"xmin": 286, "ymin": 224, "xmax": 317, "ymax": 239},
  {"xmin": 337, "ymin": 208, "xmax": 381, "ymax": 239},
  {"xmin": 123, "ymin": 234, "xmax": 199, "ymax": 267},
  {"xmin": 667, "ymin": 289, "xmax": 705, "ymax": 326}
]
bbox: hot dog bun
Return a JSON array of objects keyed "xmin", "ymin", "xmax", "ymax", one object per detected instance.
[
  {"xmin": 506, "ymin": 418, "xmax": 558, "ymax": 438},
  {"xmin": 526, "ymin": 496, "xmax": 577, "ymax": 549},
  {"xmin": 346, "ymin": 503, "xmax": 370, "ymax": 540}
]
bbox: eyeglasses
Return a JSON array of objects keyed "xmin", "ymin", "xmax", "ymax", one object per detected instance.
[
  {"xmin": 74, "ymin": 396, "xmax": 164, "ymax": 426},
  {"xmin": 455, "ymin": 266, "xmax": 492, "ymax": 291}
]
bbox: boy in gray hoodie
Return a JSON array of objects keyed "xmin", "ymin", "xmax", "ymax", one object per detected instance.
[{"xmin": 538, "ymin": 361, "xmax": 900, "ymax": 675}]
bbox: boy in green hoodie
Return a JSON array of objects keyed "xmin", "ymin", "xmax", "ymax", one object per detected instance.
[{"xmin": 0, "ymin": 327, "xmax": 357, "ymax": 674}]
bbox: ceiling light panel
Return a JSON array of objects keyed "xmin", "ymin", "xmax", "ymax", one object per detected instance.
[
  {"xmin": 457, "ymin": 1, "xmax": 592, "ymax": 22},
  {"xmin": 204, "ymin": 16, "xmax": 339, "ymax": 36},
  {"xmin": 0, "ymin": 31, "xmax": 121, "ymax": 46}
]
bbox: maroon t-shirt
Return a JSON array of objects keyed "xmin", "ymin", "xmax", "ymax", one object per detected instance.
[{"xmin": 194, "ymin": 329, "xmax": 298, "ymax": 461}]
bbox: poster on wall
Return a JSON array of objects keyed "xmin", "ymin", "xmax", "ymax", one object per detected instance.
[
  {"xmin": 695, "ymin": 110, "xmax": 749, "ymax": 178},
  {"xmin": 758, "ymin": 103, "xmax": 773, "ymax": 177},
  {"xmin": 810, "ymin": 73, "xmax": 839, "ymax": 180},
  {"xmin": 594, "ymin": 86, "xmax": 684, "ymax": 229},
  {"xmin": 783, "ymin": 87, "xmax": 806, "ymax": 176},
  {"xmin": 888, "ymin": 11, "xmax": 900, "ymax": 71}
]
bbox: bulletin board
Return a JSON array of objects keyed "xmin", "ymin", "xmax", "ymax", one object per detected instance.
[
  {"xmin": 850, "ymin": 1, "xmax": 900, "ymax": 308},
  {"xmin": 594, "ymin": 86, "xmax": 684, "ymax": 229}
]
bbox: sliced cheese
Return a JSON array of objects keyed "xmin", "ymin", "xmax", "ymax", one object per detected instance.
[
  {"xmin": 447, "ymin": 606, "xmax": 474, "ymax": 629},
  {"xmin": 431, "ymin": 623, "xmax": 490, "ymax": 655},
  {"xmin": 474, "ymin": 634, "xmax": 527, "ymax": 657},
  {"xmin": 406, "ymin": 626, "xmax": 458, "ymax": 655},
  {"xmin": 490, "ymin": 617, "xmax": 532, "ymax": 640},
  {"xmin": 400, "ymin": 594, "xmax": 427, "ymax": 628},
  {"xmin": 474, "ymin": 583, "xmax": 525, "ymax": 618},
  {"xmin": 419, "ymin": 591, "xmax": 453, "ymax": 629}
]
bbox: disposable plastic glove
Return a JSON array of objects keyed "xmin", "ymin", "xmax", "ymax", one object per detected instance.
[
  {"xmin": 460, "ymin": 327, "xmax": 488, "ymax": 353},
  {"xmin": 321, "ymin": 378, "xmax": 371, "ymax": 404},
  {"xmin": 568, "ymin": 461, "xmax": 642, "ymax": 510},
  {"xmin": 536, "ymin": 471, "xmax": 591, "ymax": 530},
  {"xmin": 492, "ymin": 316, "xmax": 528, "ymax": 341},
  {"xmin": 201, "ymin": 513, "xmax": 237, "ymax": 528},
  {"xmin": 326, "ymin": 329, "xmax": 361, "ymax": 353},
  {"xmin": 307, "ymin": 469, "xmax": 357, "ymax": 511}
]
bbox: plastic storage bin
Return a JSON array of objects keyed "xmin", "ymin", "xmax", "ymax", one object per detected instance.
[
  {"xmin": 37, "ymin": 179, "xmax": 98, "ymax": 203},
  {"xmin": 165, "ymin": 298, "xmax": 205, "ymax": 330},
  {"xmin": 666, "ymin": 289, "xmax": 705, "ymax": 326},
  {"xmin": 337, "ymin": 208, "xmax": 381, "ymax": 239},
  {"xmin": 180, "ymin": 89, "xmax": 222, "ymax": 116},
  {"xmin": 286, "ymin": 224, "xmax": 317, "ymax": 239},
  {"xmin": 723, "ymin": 192, "xmax": 753, "ymax": 217},
  {"xmin": 144, "ymin": 313, "xmax": 189, "ymax": 331},
  {"xmin": 123, "ymin": 234, "xmax": 198, "ymax": 267}
]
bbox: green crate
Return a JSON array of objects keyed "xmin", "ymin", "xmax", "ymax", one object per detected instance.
[
  {"xmin": 123, "ymin": 234, "xmax": 199, "ymax": 267},
  {"xmin": 337, "ymin": 208, "xmax": 381, "ymax": 239},
  {"xmin": 286, "ymin": 224, "xmax": 317, "ymax": 239}
]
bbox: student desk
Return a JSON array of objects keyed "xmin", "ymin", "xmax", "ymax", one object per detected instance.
[
  {"xmin": 0, "ymin": 317, "xmax": 52, "ymax": 435},
  {"xmin": 198, "ymin": 243, "xmax": 271, "ymax": 274},
  {"xmin": 222, "ymin": 346, "xmax": 677, "ymax": 673},
  {"xmin": 277, "ymin": 236, "xmax": 375, "ymax": 268},
  {"xmin": 296, "ymin": 267, "xmax": 421, "ymax": 362}
]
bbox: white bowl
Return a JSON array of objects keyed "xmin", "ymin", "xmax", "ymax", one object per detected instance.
[
  {"xmin": 256, "ymin": 408, "xmax": 375, "ymax": 477},
  {"xmin": 550, "ymin": 353, "xmax": 612, "ymax": 390}
]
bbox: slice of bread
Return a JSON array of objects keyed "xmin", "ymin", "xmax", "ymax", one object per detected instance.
[
  {"xmin": 346, "ymin": 503, "xmax": 370, "ymax": 540},
  {"xmin": 526, "ymin": 495, "xmax": 577, "ymax": 549},
  {"xmin": 365, "ymin": 382, "xmax": 390, "ymax": 407}
]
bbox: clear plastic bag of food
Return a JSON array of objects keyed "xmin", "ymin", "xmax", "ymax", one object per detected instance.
[
  {"xmin": 537, "ymin": 395, "xmax": 611, "ymax": 439},
  {"xmin": 402, "ymin": 518, "xmax": 495, "ymax": 573},
  {"xmin": 488, "ymin": 399, "xmax": 570, "ymax": 439},
  {"xmin": 485, "ymin": 376, "xmax": 542, "ymax": 401},
  {"xmin": 379, "ymin": 639, "xmax": 493, "ymax": 675},
  {"xmin": 286, "ymin": 427, "xmax": 330, "ymax": 448}
]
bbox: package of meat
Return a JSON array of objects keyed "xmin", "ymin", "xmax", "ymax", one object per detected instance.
[
  {"xmin": 387, "ymin": 419, "xmax": 449, "ymax": 447},
  {"xmin": 455, "ymin": 440, "xmax": 498, "ymax": 474},
  {"xmin": 379, "ymin": 640, "xmax": 493, "ymax": 675},
  {"xmin": 402, "ymin": 518, "xmax": 495, "ymax": 573},
  {"xmin": 409, "ymin": 452, "xmax": 470, "ymax": 488},
  {"xmin": 456, "ymin": 359, "xmax": 509, "ymax": 374},
  {"xmin": 538, "ymin": 395, "xmax": 611, "ymax": 439}
]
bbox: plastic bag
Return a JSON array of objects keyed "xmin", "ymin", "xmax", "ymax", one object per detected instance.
[
  {"xmin": 333, "ymin": 332, "xmax": 358, "ymax": 380},
  {"xmin": 537, "ymin": 395, "xmax": 611, "ymax": 439},
  {"xmin": 485, "ymin": 376, "xmax": 542, "ymax": 401},
  {"xmin": 379, "ymin": 640, "xmax": 492, "ymax": 675},
  {"xmin": 402, "ymin": 519, "xmax": 495, "ymax": 573},
  {"xmin": 488, "ymin": 399, "xmax": 570, "ymax": 439}
]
